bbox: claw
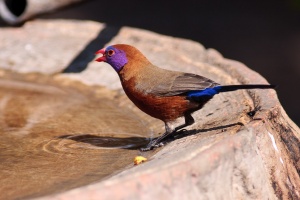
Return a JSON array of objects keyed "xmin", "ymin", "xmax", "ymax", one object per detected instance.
[
  {"xmin": 140, "ymin": 147, "xmax": 152, "ymax": 152},
  {"xmin": 140, "ymin": 140, "xmax": 167, "ymax": 151}
]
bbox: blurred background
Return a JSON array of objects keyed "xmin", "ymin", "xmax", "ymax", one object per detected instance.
[{"xmin": 1, "ymin": 0, "xmax": 300, "ymax": 125}]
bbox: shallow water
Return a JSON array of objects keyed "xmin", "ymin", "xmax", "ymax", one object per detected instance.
[{"xmin": 0, "ymin": 74, "xmax": 154, "ymax": 200}]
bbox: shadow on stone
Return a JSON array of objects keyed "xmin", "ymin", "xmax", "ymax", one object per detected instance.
[
  {"xmin": 63, "ymin": 25, "xmax": 121, "ymax": 73},
  {"xmin": 167, "ymin": 122, "xmax": 244, "ymax": 142}
]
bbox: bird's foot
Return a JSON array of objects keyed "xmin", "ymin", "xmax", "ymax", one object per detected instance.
[
  {"xmin": 140, "ymin": 146, "xmax": 153, "ymax": 151},
  {"xmin": 140, "ymin": 140, "xmax": 165, "ymax": 152}
]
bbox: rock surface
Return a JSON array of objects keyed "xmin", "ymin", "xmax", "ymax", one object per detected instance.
[{"xmin": 0, "ymin": 19, "xmax": 299, "ymax": 199}]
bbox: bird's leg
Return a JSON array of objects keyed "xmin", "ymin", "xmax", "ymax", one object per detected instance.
[
  {"xmin": 140, "ymin": 123, "xmax": 174, "ymax": 151},
  {"xmin": 141, "ymin": 114, "xmax": 195, "ymax": 151},
  {"xmin": 174, "ymin": 113, "xmax": 195, "ymax": 132}
]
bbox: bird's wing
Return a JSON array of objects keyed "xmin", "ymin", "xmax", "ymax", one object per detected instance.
[{"xmin": 151, "ymin": 73, "xmax": 220, "ymax": 96}]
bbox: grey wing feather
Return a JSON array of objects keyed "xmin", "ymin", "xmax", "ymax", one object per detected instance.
[{"xmin": 151, "ymin": 73, "xmax": 220, "ymax": 96}]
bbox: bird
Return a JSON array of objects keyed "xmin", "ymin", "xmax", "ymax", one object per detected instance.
[{"xmin": 95, "ymin": 44, "xmax": 275, "ymax": 151}]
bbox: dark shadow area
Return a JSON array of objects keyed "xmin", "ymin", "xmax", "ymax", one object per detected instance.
[
  {"xmin": 4, "ymin": 0, "xmax": 27, "ymax": 17},
  {"xmin": 169, "ymin": 122, "xmax": 244, "ymax": 141},
  {"xmin": 39, "ymin": 0, "xmax": 300, "ymax": 125},
  {"xmin": 63, "ymin": 25, "xmax": 121, "ymax": 73},
  {"xmin": 58, "ymin": 122, "xmax": 243, "ymax": 150}
]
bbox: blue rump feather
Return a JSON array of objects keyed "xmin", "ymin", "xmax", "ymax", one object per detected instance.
[{"xmin": 187, "ymin": 86, "xmax": 222, "ymax": 101}]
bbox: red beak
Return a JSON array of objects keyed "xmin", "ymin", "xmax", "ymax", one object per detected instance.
[{"xmin": 95, "ymin": 48, "xmax": 106, "ymax": 62}]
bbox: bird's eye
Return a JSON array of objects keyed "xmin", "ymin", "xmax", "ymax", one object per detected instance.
[{"xmin": 107, "ymin": 50, "xmax": 115, "ymax": 57}]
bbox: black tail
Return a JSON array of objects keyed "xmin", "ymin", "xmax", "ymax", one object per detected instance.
[{"xmin": 218, "ymin": 84, "xmax": 276, "ymax": 93}]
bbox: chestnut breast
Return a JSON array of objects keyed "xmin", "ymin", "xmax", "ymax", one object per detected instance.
[
  {"xmin": 118, "ymin": 59, "xmax": 200, "ymax": 122},
  {"xmin": 122, "ymin": 78, "xmax": 193, "ymax": 121}
]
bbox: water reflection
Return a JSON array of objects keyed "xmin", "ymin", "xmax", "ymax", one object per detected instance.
[{"xmin": 56, "ymin": 134, "xmax": 149, "ymax": 150}]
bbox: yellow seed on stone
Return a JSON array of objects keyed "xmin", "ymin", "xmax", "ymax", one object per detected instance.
[{"xmin": 134, "ymin": 156, "xmax": 147, "ymax": 165}]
